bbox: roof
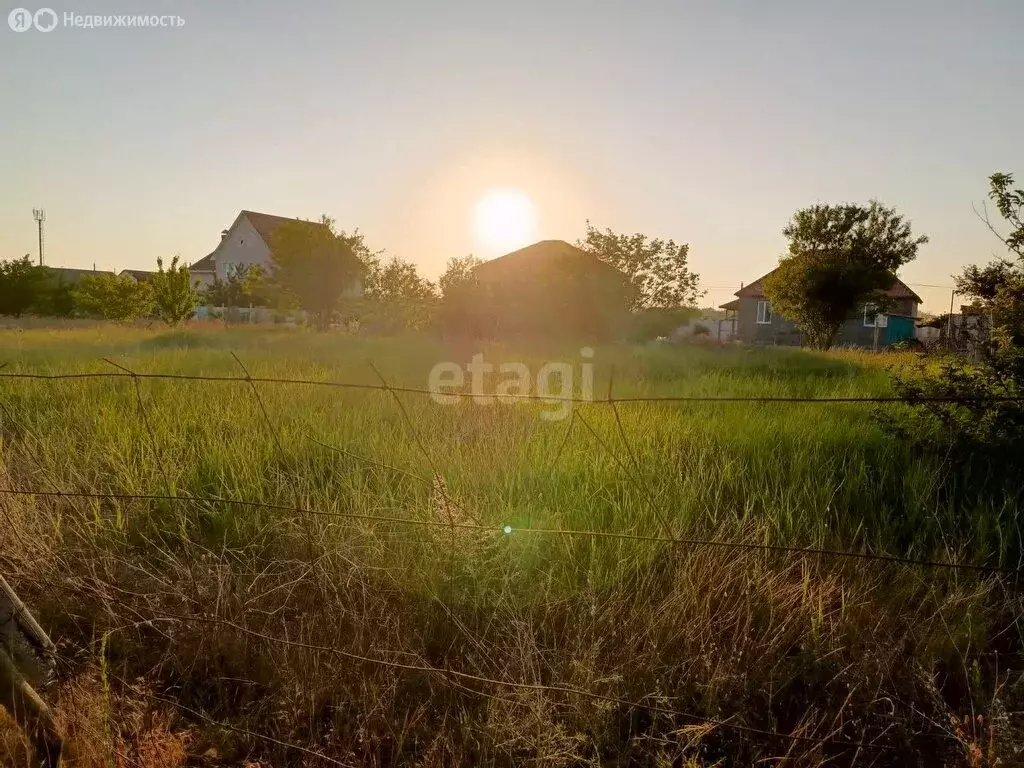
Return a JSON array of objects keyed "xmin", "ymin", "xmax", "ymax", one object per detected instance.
[
  {"xmin": 190, "ymin": 253, "xmax": 216, "ymax": 272},
  {"xmin": 719, "ymin": 299, "xmax": 740, "ymax": 311},
  {"xmin": 119, "ymin": 269, "xmax": 156, "ymax": 282},
  {"xmin": 46, "ymin": 266, "xmax": 115, "ymax": 283},
  {"xmin": 192, "ymin": 211, "xmax": 330, "ymax": 272},
  {"xmin": 735, "ymin": 268, "xmax": 921, "ymax": 303},
  {"xmin": 473, "ymin": 240, "xmax": 625, "ymax": 282},
  {"xmin": 239, "ymin": 210, "xmax": 329, "ymax": 246}
]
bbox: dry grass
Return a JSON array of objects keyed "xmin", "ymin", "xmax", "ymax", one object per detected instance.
[{"xmin": 0, "ymin": 327, "xmax": 1022, "ymax": 766}]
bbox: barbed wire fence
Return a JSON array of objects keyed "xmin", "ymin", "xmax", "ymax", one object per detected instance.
[{"xmin": 1, "ymin": 357, "xmax": 1022, "ymax": 764}]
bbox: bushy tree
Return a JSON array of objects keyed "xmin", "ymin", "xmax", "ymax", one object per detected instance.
[
  {"xmin": 763, "ymin": 202, "xmax": 928, "ymax": 350},
  {"xmin": 0, "ymin": 256, "xmax": 53, "ymax": 317},
  {"xmin": 882, "ymin": 172, "xmax": 1024, "ymax": 495},
  {"xmin": 36, "ymin": 272, "xmax": 77, "ymax": 317},
  {"xmin": 202, "ymin": 264, "xmax": 268, "ymax": 309},
  {"xmin": 438, "ymin": 255, "xmax": 484, "ymax": 300},
  {"xmin": 578, "ymin": 222, "xmax": 701, "ymax": 310},
  {"xmin": 74, "ymin": 272, "xmax": 154, "ymax": 324},
  {"xmin": 150, "ymin": 255, "xmax": 198, "ymax": 325},
  {"xmin": 365, "ymin": 256, "xmax": 436, "ymax": 302},
  {"xmin": 268, "ymin": 215, "xmax": 365, "ymax": 330},
  {"xmin": 956, "ymin": 172, "xmax": 1024, "ymax": 347}
]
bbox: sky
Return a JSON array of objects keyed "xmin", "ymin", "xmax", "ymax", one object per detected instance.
[{"xmin": 1, "ymin": 0, "xmax": 1021, "ymax": 312}]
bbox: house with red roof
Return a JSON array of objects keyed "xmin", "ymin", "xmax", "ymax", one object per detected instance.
[{"xmin": 719, "ymin": 268, "xmax": 921, "ymax": 347}]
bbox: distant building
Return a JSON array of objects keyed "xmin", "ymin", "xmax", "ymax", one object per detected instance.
[
  {"xmin": 720, "ymin": 269, "xmax": 921, "ymax": 348},
  {"xmin": 459, "ymin": 240, "xmax": 629, "ymax": 339},
  {"xmin": 45, "ymin": 266, "xmax": 114, "ymax": 284},
  {"xmin": 190, "ymin": 210, "xmax": 362, "ymax": 297},
  {"xmin": 118, "ymin": 269, "xmax": 157, "ymax": 283}
]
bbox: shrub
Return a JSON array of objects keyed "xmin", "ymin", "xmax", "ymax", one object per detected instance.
[
  {"xmin": 74, "ymin": 273, "xmax": 154, "ymax": 324},
  {"xmin": 150, "ymin": 256, "xmax": 198, "ymax": 326}
]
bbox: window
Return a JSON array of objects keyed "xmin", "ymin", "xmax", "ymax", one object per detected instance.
[
  {"xmin": 863, "ymin": 304, "xmax": 887, "ymax": 328},
  {"xmin": 756, "ymin": 300, "xmax": 772, "ymax": 324}
]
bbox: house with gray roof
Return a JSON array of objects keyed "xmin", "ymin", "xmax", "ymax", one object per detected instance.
[{"xmin": 719, "ymin": 268, "xmax": 922, "ymax": 348}]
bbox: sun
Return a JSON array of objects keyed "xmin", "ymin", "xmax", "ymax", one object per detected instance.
[{"xmin": 473, "ymin": 188, "xmax": 538, "ymax": 255}]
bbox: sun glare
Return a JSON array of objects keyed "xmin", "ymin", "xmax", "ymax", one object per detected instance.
[{"xmin": 473, "ymin": 188, "xmax": 538, "ymax": 255}]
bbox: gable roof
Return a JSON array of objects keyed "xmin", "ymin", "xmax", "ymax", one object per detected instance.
[
  {"xmin": 190, "ymin": 253, "xmax": 216, "ymax": 272},
  {"xmin": 473, "ymin": 240, "xmax": 625, "ymax": 282},
  {"xmin": 191, "ymin": 211, "xmax": 330, "ymax": 274},
  {"xmin": 239, "ymin": 210, "xmax": 329, "ymax": 247},
  {"xmin": 735, "ymin": 268, "xmax": 921, "ymax": 304}
]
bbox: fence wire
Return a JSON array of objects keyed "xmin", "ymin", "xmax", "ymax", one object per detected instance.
[{"xmin": 0, "ymin": 356, "xmax": 1018, "ymax": 761}]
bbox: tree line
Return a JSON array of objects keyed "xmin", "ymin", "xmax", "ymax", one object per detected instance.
[
  {"xmin": 0, "ymin": 256, "xmax": 197, "ymax": 325},
  {"xmin": 0, "ymin": 216, "xmax": 705, "ymax": 330},
  {"xmin": 3, "ymin": 172, "xmax": 1019, "ymax": 348}
]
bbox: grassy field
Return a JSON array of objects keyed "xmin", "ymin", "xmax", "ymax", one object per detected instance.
[{"xmin": 0, "ymin": 326, "xmax": 1021, "ymax": 766}]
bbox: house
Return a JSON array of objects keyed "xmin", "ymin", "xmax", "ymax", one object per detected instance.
[
  {"xmin": 720, "ymin": 269, "xmax": 921, "ymax": 348},
  {"xmin": 188, "ymin": 252, "xmax": 217, "ymax": 289},
  {"xmin": 455, "ymin": 240, "xmax": 629, "ymax": 339},
  {"xmin": 189, "ymin": 210, "xmax": 362, "ymax": 296}
]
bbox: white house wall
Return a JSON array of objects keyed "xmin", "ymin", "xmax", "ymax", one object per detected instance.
[{"xmin": 214, "ymin": 216, "xmax": 273, "ymax": 279}]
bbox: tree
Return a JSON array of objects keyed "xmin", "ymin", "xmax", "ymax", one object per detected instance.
[
  {"xmin": 74, "ymin": 272, "xmax": 154, "ymax": 324},
  {"xmin": 881, "ymin": 172, "xmax": 1024, "ymax": 494},
  {"xmin": 0, "ymin": 256, "xmax": 53, "ymax": 317},
  {"xmin": 438, "ymin": 255, "xmax": 484, "ymax": 300},
  {"xmin": 365, "ymin": 256, "xmax": 436, "ymax": 302},
  {"xmin": 201, "ymin": 264, "xmax": 267, "ymax": 308},
  {"xmin": 578, "ymin": 222, "xmax": 701, "ymax": 310},
  {"xmin": 957, "ymin": 172, "xmax": 1024, "ymax": 347},
  {"xmin": 267, "ymin": 215, "xmax": 365, "ymax": 330},
  {"xmin": 150, "ymin": 255, "xmax": 198, "ymax": 326},
  {"xmin": 763, "ymin": 202, "xmax": 928, "ymax": 350}
]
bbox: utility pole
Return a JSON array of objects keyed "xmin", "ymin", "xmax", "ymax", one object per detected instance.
[
  {"xmin": 31, "ymin": 209, "xmax": 46, "ymax": 266},
  {"xmin": 946, "ymin": 289, "xmax": 956, "ymax": 347}
]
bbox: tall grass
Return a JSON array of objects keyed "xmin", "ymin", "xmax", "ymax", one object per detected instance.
[{"xmin": 0, "ymin": 326, "xmax": 1021, "ymax": 766}]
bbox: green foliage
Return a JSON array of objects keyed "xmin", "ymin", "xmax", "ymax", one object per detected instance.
[
  {"xmin": 150, "ymin": 255, "xmax": 198, "ymax": 326},
  {"xmin": 883, "ymin": 351, "xmax": 1024, "ymax": 495},
  {"xmin": 957, "ymin": 172, "xmax": 1024, "ymax": 347},
  {"xmin": 883, "ymin": 172, "xmax": 1024, "ymax": 496},
  {"xmin": 73, "ymin": 272, "xmax": 154, "ymax": 324},
  {"xmin": 578, "ymin": 222, "xmax": 702, "ymax": 310},
  {"xmin": 438, "ymin": 254, "xmax": 484, "ymax": 300},
  {"xmin": 202, "ymin": 264, "xmax": 268, "ymax": 309},
  {"xmin": 0, "ymin": 256, "xmax": 54, "ymax": 317},
  {"xmin": 764, "ymin": 201, "xmax": 927, "ymax": 350},
  {"xmin": 986, "ymin": 172, "xmax": 1024, "ymax": 258},
  {"xmin": 35, "ymin": 274, "xmax": 77, "ymax": 317},
  {"xmin": 267, "ymin": 215, "xmax": 366, "ymax": 330},
  {"xmin": 692, "ymin": 323, "xmax": 710, "ymax": 336},
  {"xmin": 364, "ymin": 256, "xmax": 436, "ymax": 303}
]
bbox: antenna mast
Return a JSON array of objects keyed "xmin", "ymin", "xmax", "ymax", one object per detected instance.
[{"xmin": 32, "ymin": 208, "xmax": 46, "ymax": 266}]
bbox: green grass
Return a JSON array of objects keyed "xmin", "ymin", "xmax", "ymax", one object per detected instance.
[{"xmin": 0, "ymin": 326, "xmax": 1020, "ymax": 766}]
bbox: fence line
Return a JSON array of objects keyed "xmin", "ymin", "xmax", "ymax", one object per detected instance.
[
  {"xmin": 0, "ymin": 357, "xmax": 1015, "ymax": 761},
  {"xmin": 1, "ymin": 368, "xmax": 1022, "ymax": 405}
]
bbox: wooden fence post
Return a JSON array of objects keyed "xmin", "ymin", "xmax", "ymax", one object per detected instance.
[{"xmin": 0, "ymin": 575, "xmax": 62, "ymax": 767}]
